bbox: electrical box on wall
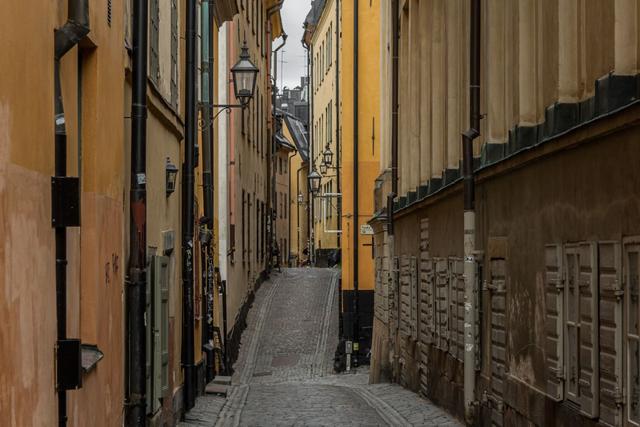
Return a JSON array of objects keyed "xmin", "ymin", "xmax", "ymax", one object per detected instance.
[
  {"xmin": 56, "ymin": 339, "xmax": 82, "ymax": 391},
  {"xmin": 51, "ymin": 177, "xmax": 81, "ymax": 228}
]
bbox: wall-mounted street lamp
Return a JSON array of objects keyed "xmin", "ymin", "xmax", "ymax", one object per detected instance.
[
  {"xmin": 308, "ymin": 169, "xmax": 322, "ymax": 196},
  {"xmin": 201, "ymin": 41, "xmax": 259, "ymax": 126},
  {"xmin": 166, "ymin": 157, "xmax": 178, "ymax": 196},
  {"xmin": 230, "ymin": 43, "xmax": 259, "ymax": 106},
  {"xmin": 322, "ymin": 144, "xmax": 334, "ymax": 167},
  {"xmin": 297, "ymin": 192, "xmax": 305, "ymax": 205},
  {"xmin": 319, "ymin": 163, "xmax": 328, "ymax": 175}
]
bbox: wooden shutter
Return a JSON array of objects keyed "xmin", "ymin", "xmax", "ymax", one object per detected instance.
[
  {"xmin": 624, "ymin": 241, "xmax": 640, "ymax": 425},
  {"xmin": 545, "ymin": 244, "xmax": 565, "ymax": 401},
  {"xmin": 489, "ymin": 257, "xmax": 507, "ymax": 426},
  {"xmin": 435, "ymin": 258, "xmax": 449, "ymax": 350},
  {"xmin": 419, "ymin": 257, "xmax": 433, "ymax": 395},
  {"xmin": 410, "ymin": 256, "xmax": 418, "ymax": 340},
  {"xmin": 146, "ymin": 256, "xmax": 154, "ymax": 413},
  {"xmin": 448, "ymin": 258, "xmax": 464, "ymax": 360},
  {"xmin": 598, "ymin": 241, "xmax": 623, "ymax": 426},
  {"xmin": 152, "ymin": 256, "xmax": 163, "ymax": 409},
  {"xmin": 400, "ymin": 256, "xmax": 411, "ymax": 337},
  {"xmin": 565, "ymin": 246, "xmax": 580, "ymax": 403},
  {"xmin": 391, "ymin": 256, "xmax": 400, "ymax": 334},
  {"xmin": 419, "ymin": 218, "xmax": 432, "ymax": 344},
  {"xmin": 159, "ymin": 256, "xmax": 170, "ymax": 396},
  {"xmin": 578, "ymin": 242, "xmax": 599, "ymax": 418}
]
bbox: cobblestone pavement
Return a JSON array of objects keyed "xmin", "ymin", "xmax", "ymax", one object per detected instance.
[{"xmin": 181, "ymin": 268, "xmax": 460, "ymax": 427}]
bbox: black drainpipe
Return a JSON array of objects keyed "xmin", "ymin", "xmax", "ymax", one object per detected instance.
[
  {"xmin": 53, "ymin": 1, "xmax": 89, "ymax": 426},
  {"xmin": 183, "ymin": 0, "xmax": 197, "ymax": 412},
  {"xmin": 125, "ymin": 0, "xmax": 148, "ymax": 425},
  {"xmin": 390, "ymin": 0, "xmax": 399, "ymax": 197},
  {"xmin": 352, "ymin": 0, "xmax": 360, "ymax": 348},
  {"xmin": 201, "ymin": 0, "xmax": 215, "ymax": 382},
  {"xmin": 335, "ymin": 0, "xmax": 341, "ymax": 233}
]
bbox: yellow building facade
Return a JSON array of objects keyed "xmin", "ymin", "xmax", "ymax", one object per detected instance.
[
  {"xmin": 309, "ymin": 0, "xmax": 341, "ymax": 263},
  {"xmin": 338, "ymin": 0, "xmax": 380, "ymax": 352},
  {"xmin": 283, "ymin": 114, "xmax": 310, "ymax": 266},
  {"xmin": 0, "ymin": 0, "xmax": 126, "ymax": 424}
]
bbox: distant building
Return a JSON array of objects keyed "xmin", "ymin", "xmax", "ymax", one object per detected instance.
[{"xmin": 276, "ymin": 77, "xmax": 310, "ymax": 127}]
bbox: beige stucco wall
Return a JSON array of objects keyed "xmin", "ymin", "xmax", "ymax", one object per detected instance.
[{"xmin": 225, "ymin": 1, "xmax": 274, "ymax": 334}]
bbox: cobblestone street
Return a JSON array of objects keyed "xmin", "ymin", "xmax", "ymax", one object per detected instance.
[{"xmin": 181, "ymin": 268, "xmax": 459, "ymax": 427}]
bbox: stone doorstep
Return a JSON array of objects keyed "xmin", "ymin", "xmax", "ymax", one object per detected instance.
[
  {"xmin": 204, "ymin": 383, "xmax": 229, "ymax": 396},
  {"xmin": 211, "ymin": 375, "xmax": 232, "ymax": 385}
]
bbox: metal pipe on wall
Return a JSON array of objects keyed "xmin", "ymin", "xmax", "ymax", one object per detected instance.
[
  {"xmin": 125, "ymin": 0, "xmax": 148, "ymax": 424},
  {"xmin": 271, "ymin": 34, "xmax": 287, "ymax": 271},
  {"xmin": 352, "ymin": 0, "xmax": 360, "ymax": 350},
  {"xmin": 53, "ymin": 1, "xmax": 90, "ymax": 425},
  {"xmin": 202, "ymin": 0, "xmax": 214, "ymax": 225},
  {"xmin": 463, "ymin": 0, "xmax": 481, "ymax": 422},
  {"xmin": 201, "ymin": 0, "xmax": 215, "ymax": 383},
  {"xmin": 391, "ymin": 0, "xmax": 399, "ymax": 196},
  {"xmin": 182, "ymin": 0, "xmax": 197, "ymax": 412}
]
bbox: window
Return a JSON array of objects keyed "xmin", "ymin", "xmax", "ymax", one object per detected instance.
[
  {"xmin": 328, "ymin": 102, "xmax": 332, "ymax": 144},
  {"xmin": 150, "ymin": 0, "xmax": 159, "ymax": 83},
  {"xmin": 170, "ymin": 0, "xmax": 178, "ymax": 108}
]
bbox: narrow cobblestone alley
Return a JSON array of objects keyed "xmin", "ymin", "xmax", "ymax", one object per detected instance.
[{"xmin": 180, "ymin": 269, "xmax": 459, "ymax": 427}]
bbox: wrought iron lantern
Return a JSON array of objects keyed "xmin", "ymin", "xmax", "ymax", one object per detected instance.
[
  {"xmin": 322, "ymin": 144, "xmax": 334, "ymax": 167},
  {"xmin": 308, "ymin": 170, "xmax": 322, "ymax": 195},
  {"xmin": 231, "ymin": 42, "xmax": 259, "ymax": 106},
  {"xmin": 166, "ymin": 157, "xmax": 178, "ymax": 196}
]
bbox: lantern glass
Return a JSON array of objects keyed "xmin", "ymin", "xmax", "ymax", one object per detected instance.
[
  {"xmin": 308, "ymin": 170, "xmax": 322, "ymax": 195},
  {"xmin": 166, "ymin": 158, "xmax": 178, "ymax": 196},
  {"xmin": 297, "ymin": 192, "xmax": 304, "ymax": 204},
  {"xmin": 231, "ymin": 43, "xmax": 259, "ymax": 105},
  {"xmin": 319, "ymin": 163, "xmax": 327, "ymax": 175}
]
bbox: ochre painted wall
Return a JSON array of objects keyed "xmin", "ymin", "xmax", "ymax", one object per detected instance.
[{"xmin": 339, "ymin": 0, "xmax": 380, "ymax": 293}]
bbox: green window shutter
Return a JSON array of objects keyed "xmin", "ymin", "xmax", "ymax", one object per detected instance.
[
  {"xmin": 598, "ymin": 241, "xmax": 623, "ymax": 426},
  {"xmin": 435, "ymin": 258, "xmax": 449, "ymax": 351},
  {"xmin": 146, "ymin": 256, "xmax": 155, "ymax": 414},
  {"xmin": 159, "ymin": 256, "xmax": 170, "ymax": 396},
  {"xmin": 150, "ymin": 0, "xmax": 159, "ymax": 83},
  {"xmin": 152, "ymin": 256, "xmax": 162, "ymax": 411},
  {"xmin": 544, "ymin": 244, "xmax": 564, "ymax": 402},
  {"xmin": 578, "ymin": 242, "xmax": 599, "ymax": 418}
]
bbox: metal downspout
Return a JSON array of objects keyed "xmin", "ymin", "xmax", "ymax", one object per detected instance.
[
  {"xmin": 391, "ymin": 0, "xmax": 399, "ymax": 197},
  {"xmin": 125, "ymin": 0, "xmax": 149, "ymax": 424},
  {"xmin": 353, "ymin": 0, "xmax": 360, "ymax": 350},
  {"xmin": 201, "ymin": 0, "xmax": 215, "ymax": 382},
  {"xmin": 463, "ymin": 0, "xmax": 481, "ymax": 423},
  {"xmin": 271, "ymin": 35, "xmax": 287, "ymax": 271},
  {"xmin": 183, "ymin": 0, "xmax": 197, "ymax": 412},
  {"xmin": 53, "ymin": 1, "xmax": 89, "ymax": 425},
  {"xmin": 335, "ymin": 0, "xmax": 341, "ymax": 206}
]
